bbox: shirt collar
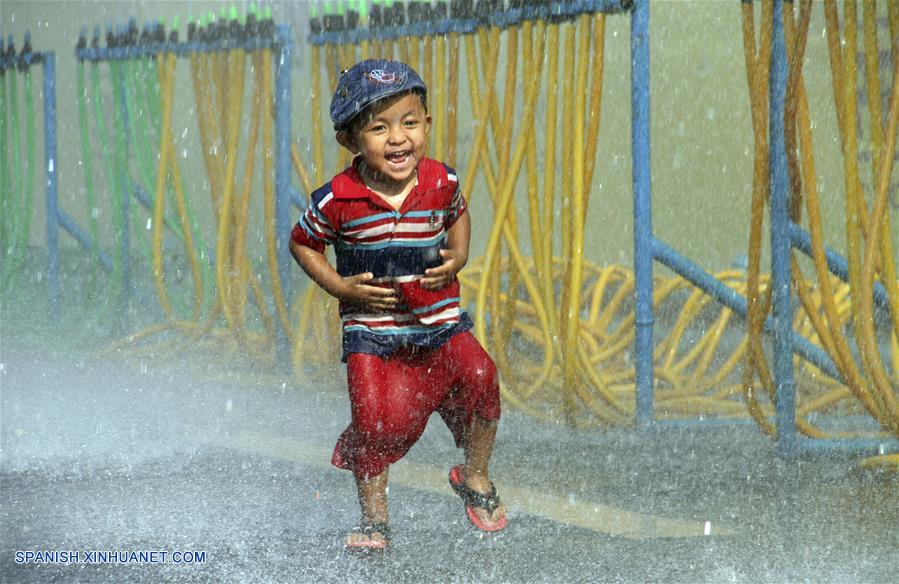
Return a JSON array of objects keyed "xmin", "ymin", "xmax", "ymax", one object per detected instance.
[{"xmin": 332, "ymin": 156, "xmax": 439, "ymax": 201}]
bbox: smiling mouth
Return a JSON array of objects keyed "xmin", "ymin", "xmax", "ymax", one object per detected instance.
[{"xmin": 386, "ymin": 151, "xmax": 411, "ymax": 166}]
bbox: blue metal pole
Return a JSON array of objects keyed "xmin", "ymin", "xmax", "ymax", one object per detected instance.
[
  {"xmin": 275, "ymin": 25, "xmax": 293, "ymax": 281},
  {"xmin": 274, "ymin": 24, "xmax": 294, "ymax": 364},
  {"xmin": 43, "ymin": 52, "xmax": 60, "ymax": 314},
  {"xmin": 769, "ymin": 0, "xmax": 797, "ymax": 458},
  {"xmin": 631, "ymin": 0, "xmax": 654, "ymax": 429}
]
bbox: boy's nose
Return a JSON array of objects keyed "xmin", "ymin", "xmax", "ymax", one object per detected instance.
[{"xmin": 387, "ymin": 126, "xmax": 406, "ymax": 144}]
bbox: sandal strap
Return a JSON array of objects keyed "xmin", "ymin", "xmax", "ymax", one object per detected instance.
[
  {"xmin": 451, "ymin": 478, "xmax": 502, "ymax": 515},
  {"xmin": 356, "ymin": 521, "xmax": 391, "ymax": 541}
]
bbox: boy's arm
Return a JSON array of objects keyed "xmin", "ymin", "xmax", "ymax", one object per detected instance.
[
  {"xmin": 421, "ymin": 209, "xmax": 470, "ymax": 291},
  {"xmin": 289, "ymin": 239, "xmax": 397, "ymax": 311}
]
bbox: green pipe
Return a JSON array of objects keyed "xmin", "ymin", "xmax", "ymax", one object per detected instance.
[
  {"xmin": 77, "ymin": 62, "xmax": 103, "ymax": 282},
  {"xmin": 119, "ymin": 59, "xmax": 163, "ymax": 280},
  {"xmin": 110, "ymin": 59, "xmax": 133, "ymax": 305},
  {"xmin": 127, "ymin": 59, "xmax": 157, "ymax": 199},
  {"xmin": 143, "ymin": 56, "xmax": 162, "ymax": 135},
  {"xmin": 91, "ymin": 59, "xmax": 123, "ymax": 293},
  {"xmin": 3, "ymin": 70, "xmax": 37, "ymax": 297},
  {"xmin": 1, "ymin": 72, "xmax": 11, "ymax": 270},
  {"xmin": 7, "ymin": 69, "xmax": 23, "ymax": 281},
  {"xmin": 0, "ymin": 66, "xmax": 40, "ymax": 299}
]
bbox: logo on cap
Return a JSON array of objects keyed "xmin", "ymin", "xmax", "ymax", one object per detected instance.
[{"xmin": 369, "ymin": 69, "xmax": 398, "ymax": 84}]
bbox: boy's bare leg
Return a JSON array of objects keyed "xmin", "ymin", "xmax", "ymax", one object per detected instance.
[
  {"xmin": 463, "ymin": 415, "xmax": 507, "ymax": 526},
  {"xmin": 347, "ymin": 468, "xmax": 389, "ymax": 545}
]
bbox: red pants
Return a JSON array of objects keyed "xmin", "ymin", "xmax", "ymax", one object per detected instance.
[{"xmin": 332, "ymin": 331, "xmax": 500, "ymax": 479}]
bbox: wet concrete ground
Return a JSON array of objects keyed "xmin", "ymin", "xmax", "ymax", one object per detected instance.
[{"xmin": 2, "ymin": 315, "xmax": 898, "ymax": 583}]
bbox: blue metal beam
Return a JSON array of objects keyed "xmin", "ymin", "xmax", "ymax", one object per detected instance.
[
  {"xmin": 652, "ymin": 237, "xmax": 843, "ymax": 383},
  {"xmin": 57, "ymin": 209, "xmax": 113, "ymax": 272},
  {"xmin": 789, "ymin": 221, "xmax": 892, "ymax": 312}
]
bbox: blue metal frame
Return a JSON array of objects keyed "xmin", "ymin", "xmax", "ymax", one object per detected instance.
[
  {"xmin": 632, "ymin": 0, "xmax": 897, "ymax": 457},
  {"xmin": 308, "ymin": 0, "xmax": 635, "ymax": 46},
  {"xmin": 43, "ymin": 52, "xmax": 60, "ymax": 313}
]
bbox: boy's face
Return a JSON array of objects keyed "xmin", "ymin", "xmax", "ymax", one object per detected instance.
[{"xmin": 338, "ymin": 92, "xmax": 431, "ymax": 189}]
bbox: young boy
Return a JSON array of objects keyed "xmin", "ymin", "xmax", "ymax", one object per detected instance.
[{"xmin": 288, "ymin": 59, "xmax": 508, "ymax": 550}]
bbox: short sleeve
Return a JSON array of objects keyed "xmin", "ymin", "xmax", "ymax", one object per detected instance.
[
  {"xmin": 444, "ymin": 183, "xmax": 468, "ymax": 229},
  {"xmin": 291, "ymin": 198, "xmax": 337, "ymax": 253}
]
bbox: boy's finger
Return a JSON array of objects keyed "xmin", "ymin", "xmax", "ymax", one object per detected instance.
[
  {"xmin": 351, "ymin": 272, "xmax": 374, "ymax": 283},
  {"xmin": 425, "ymin": 265, "xmax": 448, "ymax": 276},
  {"xmin": 366, "ymin": 285, "xmax": 396, "ymax": 296}
]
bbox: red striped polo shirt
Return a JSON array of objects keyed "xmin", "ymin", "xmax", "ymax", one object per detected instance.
[{"xmin": 291, "ymin": 157, "xmax": 473, "ymax": 361}]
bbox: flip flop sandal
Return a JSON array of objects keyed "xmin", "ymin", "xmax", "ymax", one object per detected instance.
[
  {"xmin": 448, "ymin": 464, "xmax": 509, "ymax": 532},
  {"xmin": 345, "ymin": 521, "xmax": 390, "ymax": 551}
]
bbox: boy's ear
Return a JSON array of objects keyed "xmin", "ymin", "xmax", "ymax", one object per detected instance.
[{"xmin": 336, "ymin": 130, "xmax": 359, "ymax": 154}]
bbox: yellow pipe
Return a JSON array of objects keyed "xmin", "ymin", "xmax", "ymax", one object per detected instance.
[
  {"xmin": 495, "ymin": 22, "xmax": 524, "ymax": 376},
  {"xmin": 407, "ymin": 34, "xmax": 419, "ymax": 79},
  {"xmin": 433, "ymin": 31, "xmax": 446, "ymax": 161},
  {"xmin": 474, "ymin": 23, "xmax": 549, "ymax": 369},
  {"xmin": 797, "ymin": 81, "xmax": 865, "ymax": 395},
  {"xmin": 215, "ymin": 50, "xmax": 230, "ymax": 165},
  {"xmin": 541, "ymin": 22, "xmax": 560, "ymax": 333},
  {"xmin": 583, "ymin": 13, "xmax": 606, "ymax": 209},
  {"xmin": 784, "ymin": 0, "xmax": 812, "ymax": 222},
  {"xmin": 290, "ymin": 142, "xmax": 315, "ymax": 197},
  {"xmin": 191, "ymin": 54, "xmax": 223, "ymax": 222},
  {"xmin": 562, "ymin": 14, "xmax": 592, "ymax": 420},
  {"xmin": 233, "ymin": 51, "xmax": 264, "ymax": 339},
  {"xmin": 446, "ymin": 32, "xmax": 460, "ymax": 166},
  {"xmin": 311, "ymin": 44, "xmax": 325, "ymax": 186},
  {"xmin": 838, "ymin": 2, "xmax": 889, "ymax": 422},
  {"xmin": 461, "ymin": 31, "xmax": 499, "ymax": 201},
  {"xmin": 857, "ymin": 38, "xmax": 899, "ymax": 433},
  {"xmin": 214, "ymin": 47, "xmax": 246, "ymax": 330},
  {"xmin": 166, "ymin": 119, "xmax": 203, "ymax": 321},
  {"xmin": 421, "ymin": 33, "xmax": 433, "ymax": 96},
  {"xmin": 741, "ymin": 0, "xmax": 775, "ymax": 431},
  {"xmin": 523, "ymin": 20, "xmax": 545, "ymax": 332}
]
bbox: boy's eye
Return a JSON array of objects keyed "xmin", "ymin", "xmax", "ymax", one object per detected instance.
[{"xmin": 404, "ymin": 120, "xmax": 419, "ymax": 128}]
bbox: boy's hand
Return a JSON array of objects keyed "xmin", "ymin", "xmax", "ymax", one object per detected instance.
[
  {"xmin": 338, "ymin": 272, "xmax": 398, "ymax": 312},
  {"xmin": 421, "ymin": 249, "xmax": 466, "ymax": 290}
]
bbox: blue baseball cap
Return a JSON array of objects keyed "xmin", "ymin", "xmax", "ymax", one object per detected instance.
[{"xmin": 330, "ymin": 59, "xmax": 427, "ymax": 131}]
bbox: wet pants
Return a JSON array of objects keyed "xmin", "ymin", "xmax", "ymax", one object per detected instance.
[{"xmin": 332, "ymin": 331, "xmax": 500, "ymax": 479}]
